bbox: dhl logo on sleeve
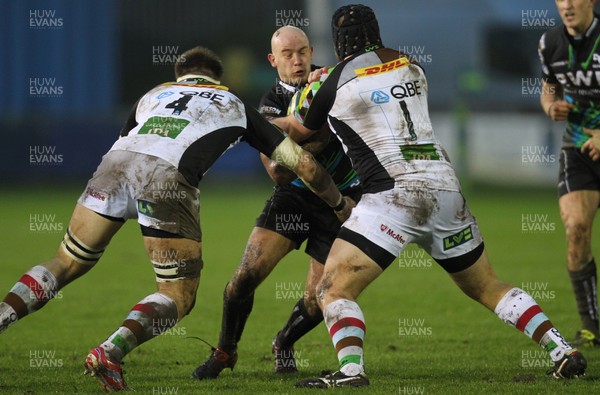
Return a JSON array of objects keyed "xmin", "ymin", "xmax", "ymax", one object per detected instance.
[{"xmin": 354, "ymin": 56, "xmax": 410, "ymax": 78}]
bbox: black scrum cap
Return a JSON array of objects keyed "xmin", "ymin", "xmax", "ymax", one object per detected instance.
[{"xmin": 332, "ymin": 4, "xmax": 383, "ymax": 60}]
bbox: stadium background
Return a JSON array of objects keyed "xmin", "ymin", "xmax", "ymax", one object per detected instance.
[
  {"xmin": 1, "ymin": 1, "xmax": 600, "ymax": 394},
  {"xmin": 0, "ymin": 0, "xmax": 581, "ymax": 185}
]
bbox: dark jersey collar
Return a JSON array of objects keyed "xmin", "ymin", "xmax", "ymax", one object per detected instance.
[
  {"xmin": 564, "ymin": 14, "xmax": 599, "ymax": 44},
  {"xmin": 276, "ymin": 64, "xmax": 320, "ymax": 93}
]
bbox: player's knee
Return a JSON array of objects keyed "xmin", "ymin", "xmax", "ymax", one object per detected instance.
[
  {"xmin": 316, "ymin": 273, "xmax": 335, "ymax": 307},
  {"xmin": 563, "ymin": 215, "xmax": 591, "ymax": 242}
]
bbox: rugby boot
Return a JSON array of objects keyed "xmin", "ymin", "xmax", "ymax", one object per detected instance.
[
  {"xmin": 192, "ymin": 347, "xmax": 237, "ymax": 380},
  {"xmin": 547, "ymin": 349, "xmax": 587, "ymax": 379},
  {"xmin": 571, "ymin": 329, "xmax": 600, "ymax": 348},
  {"xmin": 295, "ymin": 370, "xmax": 369, "ymax": 388},
  {"xmin": 83, "ymin": 347, "xmax": 127, "ymax": 392},
  {"xmin": 272, "ymin": 332, "xmax": 298, "ymax": 373}
]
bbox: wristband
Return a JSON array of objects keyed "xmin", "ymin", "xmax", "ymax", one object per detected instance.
[{"xmin": 333, "ymin": 196, "xmax": 346, "ymax": 212}]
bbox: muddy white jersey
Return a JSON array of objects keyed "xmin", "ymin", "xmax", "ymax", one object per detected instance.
[
  {"xmin": 294, "ymin": 48, "xmax": 460, "ymax": 193},
  {"xmin": 111, "ymin": 78, "xmax": 284, "ymax": 186}
]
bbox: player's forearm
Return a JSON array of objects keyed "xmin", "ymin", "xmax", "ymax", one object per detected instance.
[
  {"xmin": 271, "ymin": 137, "xmax": 342, "ymax": 208},
  {"xmin": 295, "ymin": 151, "xmax": 343, "ymax": 208},
  {"xmin": 259, "ymin": 153, "xmax": 297, "ymax": 185},
  {"xmin": 270, "ymin": 116, "xmax": 291, "ymax": 134},
  {"xmin": 271, "ymin": 114, "xmax": 315, "ymax": 143},
  {"xmin": 298, "ymin": 126, "xmax": 332, "ymax": 156}
]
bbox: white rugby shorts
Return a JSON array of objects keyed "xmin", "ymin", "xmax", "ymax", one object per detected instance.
[
  {"xmin": 339, "ymin": 188, "xmax": 483, "ymax": 271},
  {"xmin": 78, "ymin": 150, "xmax": 201, "ymax": 241}
]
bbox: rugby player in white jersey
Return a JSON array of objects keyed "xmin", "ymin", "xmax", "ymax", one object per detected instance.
[
  {"xmin": 280, "ymin": 4, "xmax": 587, "ymax": 388},
  {"xmin": 193, "ymin": 26, "xmax": 362, "ymax": 379},
  {"xmin": 0, "ymin": 46, "xmax": 353, "ymax": 392}
]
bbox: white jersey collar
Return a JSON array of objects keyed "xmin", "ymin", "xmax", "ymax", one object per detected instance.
[
  {"xmin": 278, "ymin": 79, "xmax": 298, "ymax": 93},
  {"xmin": 176, "ymin": 74, "xmax": 221, "ymax": 84}
]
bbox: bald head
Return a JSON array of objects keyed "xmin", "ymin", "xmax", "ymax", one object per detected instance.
[
  {"xmin": 268, "ymin": 26, "xmax": 313, "ymax": 85},
  {"xmin": 271, "ymin": 26, "xmax": 310, "ymax": 52}
]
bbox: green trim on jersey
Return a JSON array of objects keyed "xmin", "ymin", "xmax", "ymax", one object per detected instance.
[
  {"xmin": 290, "ymin": 142, "xmax": 359, "ymax": 190},
  {"xmin": 568, "ymin": 33, "xmax": 600, "ymax": 70}
]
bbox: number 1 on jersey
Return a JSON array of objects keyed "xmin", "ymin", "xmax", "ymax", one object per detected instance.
[{"xmin": 398, "ymin": 100, "xmax": 417, "ymax": 141}]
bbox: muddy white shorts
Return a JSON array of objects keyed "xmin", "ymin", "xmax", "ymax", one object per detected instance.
[
  {"xmin": 78, "ymin": 150, "xmax": 201, "ymax": 241},
  {"xmin": 338, "ymin": 188, "xmax": 484, "ymax": 272}
]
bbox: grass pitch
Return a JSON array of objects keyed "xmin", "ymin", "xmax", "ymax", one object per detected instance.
[{"xmin": 0, "ymin": 183, "xmax": 598, "ymax": 394}]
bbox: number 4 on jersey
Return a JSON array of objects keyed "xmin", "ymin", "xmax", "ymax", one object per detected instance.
[{"xmin": 165, "ymin": 95, "xmax": 193, "ymax": 115}]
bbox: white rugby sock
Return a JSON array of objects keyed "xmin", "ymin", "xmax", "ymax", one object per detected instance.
[
  {"xmin": 324, "ymin": 299, "xmax": 365, "ymax": 376},
  {"xmin": 0, "ymin": 302, "xmax": 18, "ymax": 333},
  {"xmin": 100, "ymin": 293, "xmax": 179, "ymax": 361},
  {"xmin": 9, "ymin": 265, "xmax": 59, "ymax": 313},
  {"xmin": 495, "ymin": 288, "xmax": 571, "ymax": 361}
]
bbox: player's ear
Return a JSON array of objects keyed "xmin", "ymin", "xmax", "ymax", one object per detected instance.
[
  {"xmin": 310, "ymin": 46, "xmax": 314, "ymax": 56},
  {"xmin": 268, "ymin": 53, "xmax": 277, "ymax": 68}
]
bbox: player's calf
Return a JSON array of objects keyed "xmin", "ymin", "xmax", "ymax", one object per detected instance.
[{"xmin": 154, "ymin": 257, "xmax": 203, "ymax": 319}]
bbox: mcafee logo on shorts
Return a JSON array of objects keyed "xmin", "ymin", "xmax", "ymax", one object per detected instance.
[{"xmin": 380, "ymin": 224, "xmax": 406, "ymax": 244}]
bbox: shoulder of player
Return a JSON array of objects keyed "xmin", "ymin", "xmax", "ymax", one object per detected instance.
[
  {"xmin": 259, "ymin": 84, "xmax": 286, "ymax": 111},
  {"xmin": 259, "ymin": 83, "xmax": 294, "ymax": 117},
  {"xmin": 143, "ymin": 82, "xmax": 171, "ymax": 97},
  {"xmin": 325, "ymin": 49, "xmax": 380, "ymax": 85},
  {"xmin": 539, "ymin": 24, "xmax": 566, "ymax": 51}
]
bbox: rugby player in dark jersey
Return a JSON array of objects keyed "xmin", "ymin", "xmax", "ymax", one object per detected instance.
[
  {"xmin": 280, "ymin": 4, "xmax": 587, "ymax": 387},
  {"xmin": 192, "ymin": 26, "xmax": 362, "ymax": 379},
  {"xmin": 0, "ymin": 46, "xmax": 352, "ymax": 392},
  {"xmin": 539, "ymin": 0, "xmax": 600, "ymax": 348}
]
